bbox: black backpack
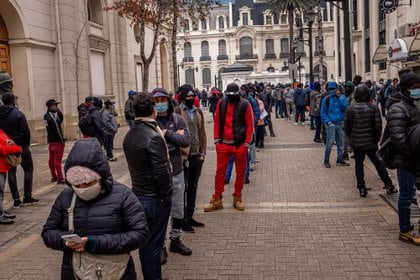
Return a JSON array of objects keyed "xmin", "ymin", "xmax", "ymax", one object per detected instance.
[{"xmin": 78, "ymin": 104, "xmax": 93, "ymax": 136}]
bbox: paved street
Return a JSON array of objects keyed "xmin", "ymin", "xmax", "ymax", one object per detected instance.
[{"xmin": 0, "ymin": 109, "xmax": 419, "ymax": 279}]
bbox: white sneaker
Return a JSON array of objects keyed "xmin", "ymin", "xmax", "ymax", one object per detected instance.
[
  {"xmin": 301, "ymin": 122, "xmax": 305, "ymax": 126},
  {"xmin": 294, "ymin": 122, "xmax": 298, "ymax": 125}
]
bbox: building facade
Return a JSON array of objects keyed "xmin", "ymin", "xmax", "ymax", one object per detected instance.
[{"xmin": 0, "ymin": 0, "xmax": 173, "ymax": 144}]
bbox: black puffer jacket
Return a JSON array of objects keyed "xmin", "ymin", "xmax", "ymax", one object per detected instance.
[
  {"xmin": 408, "ymin": 124, "xmax": 420, "ymax": 185},
  {"xmin": 387, "ymin": 93, "xmax": 420, "ymax": 170},
  {"xmin": 344, "ymin": 103, "xmax": 382, "ymax": 151},
  {"xmin": 41, "ymin": 138, "xmax": 149, "ymax": 280},
  {"xmin": 0, "ymin": 105, "xmax": 31, "ymax": 146},
  {"xmin": 123, "ymin": 119, "xmax": 173, "ymax": 200}
]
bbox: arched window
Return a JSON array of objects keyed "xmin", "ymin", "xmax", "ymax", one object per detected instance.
[
  {"xmin": 281, "ymin": 66, "xmax": 289, "ymax": 71},
  {"xmin": 184, "ymin": 42, "xmax": 192, "ymax": 58},
  {"xmin": 218, "ymin": 40, "xmax": 226, "ymax": 55},
  {"xmin": 314, "ymin": 65, "xmax": 328, "ymax": 82},
  {"xmin": 267, "ymin": 66, "xmax": 275, "ymax": 72},
  {"xmin": 202, "ymin": 68, "xmax": 211, "ymax": 87},
  {"xmin": 239, "ymin": 37, "xmax": 253, "ymax": 56},
  {"xmin": 201, "ymin": 41, "xmax": 209, "ymax": 57},
  {"xmin": 218, "ymin": 16, "xmax": 224, "ymax": 29},
  {"xmin": 87, "ymin": 0, "xmax": 103, "ymax": 25}
]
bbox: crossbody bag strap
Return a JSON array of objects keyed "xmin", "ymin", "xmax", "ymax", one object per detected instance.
[{"xmin": 67, "ymin": 193, "xmax": 77, "ymax": 233}]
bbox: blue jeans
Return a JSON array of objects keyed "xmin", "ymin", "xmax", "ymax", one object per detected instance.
[
  {"xmin": 225, "ymin": 153, "xmax": 250, "ymax": 181},
  {"xmin": 295, "ymin": 105, "xmax": 306, "ymax": 123},
  {"xmin": 324, "ymin": 124, "xmax": 344, "ymax": 162},
  {"xmin": 397, "ymin": 168, "xmax": 416, "ymax": 233},
  {"xmin": 137, "ymin": 196, "xmax": 171, "ymax": 280},
  {"xmin": 275, "ymin": 100, "xmax": 284, "ymax": 117},
  {"xmin": 104, "ymin": 134, "xmax": 115, "ymax": 159}
]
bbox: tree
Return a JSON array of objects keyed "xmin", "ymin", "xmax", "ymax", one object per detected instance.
[{"xmin": 268, "ymin": 0, "xmax": 311, "ymax": 71}]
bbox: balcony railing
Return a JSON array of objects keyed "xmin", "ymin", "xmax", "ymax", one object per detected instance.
[
  {"xmin": 279, "ymin": 53, "xmax": 290, "ymax": 58},
  {"xmin": 183, "ymin": 56, "xmax": 194, "ymax": 62},
  {"xmin": 217, "ymin": 54, "xmax": 229, "ymax": 60},
  {"xmin": 200, "ymin": 55, "xmax": 211, "ymax": 61},
  {"xmin": 235, "ymin": 53, "xmax": 258, "ymax": 60},
  {"xmin": 264, "ymin": 53, "xmax": 277, "ymax": 59}
]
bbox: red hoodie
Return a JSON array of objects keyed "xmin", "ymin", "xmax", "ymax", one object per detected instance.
[{"xmin": 0, "ymin": 129, "xmax": 23, "ymax": 173}]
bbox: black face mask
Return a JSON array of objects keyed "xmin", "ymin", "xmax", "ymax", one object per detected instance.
[
  {"xmin": 184, "ymin": 99, "xmax": 195, "ymax": 109},
  {"xmin": 227, "ymin": 95, "xmax": 240, "ymax": 103}
]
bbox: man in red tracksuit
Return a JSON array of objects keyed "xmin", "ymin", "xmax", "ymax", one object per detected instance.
[{"xmin": 204, "ymin": 83, "xmax": 254, "ymax": 212}]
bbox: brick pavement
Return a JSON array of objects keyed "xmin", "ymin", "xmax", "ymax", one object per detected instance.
[{"xmin": 0, "ymin": 109, "xmax": 419, "ymax": 279}]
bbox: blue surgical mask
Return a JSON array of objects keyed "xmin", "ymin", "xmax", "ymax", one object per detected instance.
[
  {"xmin": 155, "ymin": 102, "xmax": 168, "ymax": 113},
  {"xmin": 409, "ymin": 88, "xmax": 420, "ymax": 99}
]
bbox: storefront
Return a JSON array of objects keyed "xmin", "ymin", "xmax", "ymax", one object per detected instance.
[{"xmin": 408, "ymin": 32, "xmax": 420, "ymax": 74}]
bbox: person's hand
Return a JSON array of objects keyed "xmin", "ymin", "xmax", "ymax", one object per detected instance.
[
  {"xmin": 161, "ymin": 129, "xmax": 167, "ymax": 136},
  {"xmin": 335, "ymin": 90, "xmax": 341, "ymax": 97},
  {"xmin": 65, "ymin": 237, "xmax": 88, "ymax": 252},
  {"xmin": 176, "ymin": 129, "xmax": 185, "ymax": 135}
]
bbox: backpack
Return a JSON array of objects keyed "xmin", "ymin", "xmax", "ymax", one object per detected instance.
[
  {"xmin": 78, "ymin": 104, "xmax": 93, "ymax": 136},
  {"xmin": 376, "ymin": 102, "xmax": 410, "ymax": 169},
  {"xmin": 0, "ymin": 129, "xmax": 22, "ymax": 167}
]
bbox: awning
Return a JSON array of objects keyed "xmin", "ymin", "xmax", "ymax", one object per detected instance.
[
  {"xmin": 409, "ymin": 32, "xmax": 420, "ymax": 56},
  {"xmin": 372, "ymin": 44, "xmax": 387, "ymax": 64},
  {"xmin": 388, "ymin": 37, "xmax": 414, "ymax": 62}
]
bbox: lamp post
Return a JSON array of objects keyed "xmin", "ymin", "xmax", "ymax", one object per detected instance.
[{"xmin": 305, "ymin": 8, "xmax": 315, "ymax": 85}]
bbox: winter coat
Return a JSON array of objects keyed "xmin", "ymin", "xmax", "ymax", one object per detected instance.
[
  {"xmin": 284, "ymin": 88, "xmax": 294, "ymax": 103},
  {"xmin": 408, "ymin": 124, "xmax": 420, "ymax": 185},
  {"xmin": 0, "ymin": 105, "xmax": 31, "ymax": 146},
  {"xmin": 321, "ymin": 91, "xmax": 348, "ymax": 125},
  {"xmin": 293, "ymin": 88, "xmax": 306, "ymax": 107},
  {"xmin": 102, "ymin": 109, "xmax": 118, "ymax": 136},
  {"xmin": 0, "ymin": 129, "xmax": 22, "ymax": 173},
  {"xmin": 41, "ymin": 138, "xmax": 149, "ymax": 280},
  {"xmin": 44, "ymin": 110, "xmax": 65, "ymax": 143},
  {"xmin": 123, "ymin": 119, "xmax": 173, "ymax": 201},
  {"xmin": 124, "ymin": 97, "xmax": 135, "ymax": 121},
  {"xmin": 344, "ymin": 102, "xmax": 382, "ymax": 151},
  {"xmin": 309, "ymin": 90, "xmax": 322, "ymax": 116},
  {"xmin": 208, "ymin": 94, "xmax": 219, "ymax": 113}
]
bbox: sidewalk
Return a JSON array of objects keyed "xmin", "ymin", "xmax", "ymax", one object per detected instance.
[{"xmin": 0, "ymin": 109, "xmax": 419, "ymax": 279}]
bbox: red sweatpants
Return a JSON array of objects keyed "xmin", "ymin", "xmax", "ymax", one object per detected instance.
[
  {"xmin": 214, "ymin": 143, "xmax": 247, "ymax": 199},
  {"xmin": 48, "ymin": 142, "xmax": 65, "ymax": 181}
]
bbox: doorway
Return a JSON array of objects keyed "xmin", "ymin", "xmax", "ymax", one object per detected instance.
[{"xmin": 0, "ymin": 15, "xmax": 11, "ymax": 74}]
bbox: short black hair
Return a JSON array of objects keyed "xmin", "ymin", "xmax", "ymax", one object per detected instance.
[
  {"xmin": 133, "ymin": 92, "xmax": 155, "ymax": 117},
  {"xmin": 2, "ymin": 92, "xmax": 15, "ymax": 105}
]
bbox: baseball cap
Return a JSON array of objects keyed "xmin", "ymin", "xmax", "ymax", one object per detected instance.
[
  {"xmin": 151, "ymin": 87, "xmax": 169, "ymax": 98},
  {"xmin": 327, "ymin": 81, "xmax": 338, "ymax": 90},
  {"xmin": 45, "ymin": 99, "xmax": 60, "ymax": 107},
  {"xmin": 225, "ymin": 83, "xmax": 240, "ymax": 95}
]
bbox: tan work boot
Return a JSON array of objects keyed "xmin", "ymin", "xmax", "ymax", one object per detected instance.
[
  {"xmin": 204, "ymin": 196, "xmax": 223, "ymax": 212},
  {"xmin": 233, "ymin": 195, "xmax": 244, "ymax": 211}
]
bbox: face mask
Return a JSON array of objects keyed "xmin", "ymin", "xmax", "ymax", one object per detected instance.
[
  {"xmin": 72, "ymin": 181, "xmax": 102, "ymax": 201},
  {"xmin": 155, "ymin": 102, "xmax": 168, "ymax": 113},
  {"xmin": 227, "ymin": 95, "xmax": 240, "ymax": 103},
  {"xmin": 409, "ymin": 88, "xmax": 420, "ymax": 99},
  {"xmin": 184, "ymin": 99, "xmax": 195, "ymax": 109}
]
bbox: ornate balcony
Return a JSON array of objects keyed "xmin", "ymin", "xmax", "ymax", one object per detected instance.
[
  {"xmin": 264, "ymin": 53, "xmax": 277, "ymax": 59},
  {"xmin": 217, "ymin": 54, "xmax": 229, "ymax": 60},
  {"xmin": 235, "ymin": 53, "xmax": 258, "ymax": 60},
  {"xmin": 183, "ymin": 56, "xmax": 194, "ymax": 62},
  {"xmin": 279, "ymin": 53, "xmax": 290, "ymax": 58},
  {"xmin": 200, "ymin": 55, "xmax": 211, "ymax": 61}
]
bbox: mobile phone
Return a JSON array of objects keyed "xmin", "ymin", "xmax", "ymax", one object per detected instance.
[{"xmin": 61, "ymin": 234, "xmax": 83, "ymax": 243}]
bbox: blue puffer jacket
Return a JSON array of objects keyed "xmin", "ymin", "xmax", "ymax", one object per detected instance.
[
  {"xmin": 41, "ymin": 138, "xmax": 149, "ymax": 280},
  {"xmin": 321, "ymin": 90, "xmax": 348, "ymax": 125}
]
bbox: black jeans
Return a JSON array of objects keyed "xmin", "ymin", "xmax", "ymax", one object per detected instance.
[
  {"xmin": 314, "ymin": 115, "xmax": 322, "ymax": 140},
  {"xmin": 183, "ymin": 156, "xmax": 204, "ymax": 222},
  {"xmin": 104, "ymin": 134, "xmax": 115, "ymax": 158},
  {"xmin": 8, "ymin": 145, "xmax": 33, "ymax": 200},
  {"xmin": 353, "ymin": 149, "xmax": 392, "ymax": 189}
]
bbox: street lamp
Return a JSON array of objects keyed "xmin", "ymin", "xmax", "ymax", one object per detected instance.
[{"xmin": 305, "ymin": 8, "xmax": 315, "ymax": 85}]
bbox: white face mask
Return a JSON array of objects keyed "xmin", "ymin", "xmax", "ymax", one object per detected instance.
[{"xmin": 72, "ymin": 181, "xmax": 102, "ymax": 201}]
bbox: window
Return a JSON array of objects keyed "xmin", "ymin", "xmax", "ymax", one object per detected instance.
[
  {"xmin": 267, "ymin": 66, "xmax": 275, "ymax": 72},
  {"xmin": 202, "ymin": 68, "xmax": 211, "ymax": 87},
  {"xmin": 218, "ymin": 16, "xmax": 224, "ymax": 29},
  {"xmin": 365, "ymin": 38, "xmax": 370, "ymax": 72},
  {"xmin": 240, "ymin": 37, "xmax": 253, "ymax": 55},
  {"xmin": 185, "ymin": 19, "xmax": 190, "ymax": 32},
  {"xmin": 201, "ymin": 19, "xmax": 207, "ymax": 30},
  {"xmin": 266, "ymin": 39, "xmax": 274, "ymax": 54},
  {"xmin": 87, "ymin": 0, "xmax": 103, "ymax": 25},
  {"xmin": 243, "ymin": 13, "xmax": 248, "ymax": 26},
  {"xmin": 201, "ymin": 41, "xmax": 209, "ymax": 57},
  {"xmin": 322, "ymin": 1, "xmax": 327, "ymax": 22},
  {"xmin": 353, "ymin": 0, "xmax": 358, "ymax": 30},
  {"xmin": 266, "ymin": 15, "xmax": 272, "ymax": 25},
  {"xmin": 218, "ymin": 40, "xmax": 227, "ymax": 55},
  {"xmin": 281, "ymin": 66, "xmax": 289, "ymax": 71},
  {"xmin": 90, "ymin": 51, "xmax": 105, "ymax": 96},
  {"xmin": 364, "ymin": 0, "xmax": 370, "ymax": 29},
  {"xmin": 280, "ymin": 14, "xmax": 287, "ymax": 24},
  {"xmin": 185, "ymin": 69, "xmax": 194, "ymax": 86},
  {"xmin": 280, "ymin": 38, "xmax": 289, "ymax": 57},
  {"xmin": 184, "ymin": 42, "xmax": 192, "ymax": 58}
]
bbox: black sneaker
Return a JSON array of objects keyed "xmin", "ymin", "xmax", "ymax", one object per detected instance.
[
  {"xmin": 161, "ymin": 246, "xmax": 168, "ymax": 265},
  {"xmin": 324, "ymin": 161, "xmax": 331, "ymax": 168},
  {"xmin": 3, "ymin": 211, "xmax": 16, "ymax": 219},
  {"xmin": 13, "ymin": 199, "xmax": 22, "ymax": 209},
  {"xmin": 190, "ymin": 218, "xmax": 205, "ymax": 227},
  {"xmin": 336, "ymin": 160, "xmax": 350, "ymax": 166},
  {"xmin": 224, "ymin": 179, "xmax": 230, "ymax": 185},
  {"xmin": 385, "ymin": 185, "xmax": 398, "ymax": 195},
  {"xmin": 245, "ymin": 177, "xmax": 250, "ymax": 184},
  {"xmin": 359, "ymin": 188, "xmax": 368, "ymax": 197},
  {"xmin": 182, "ymin": 222, "xmax": 195, "ymax": 233},
  {"xmin": 23, "ymin": 197, "xmax": 39, "ymax": 205},
  {"xmin": 169, "ymin": 238, "xmax": 192, "ymax": 255},
  {"xmin": 0, "ymin": 216, "xmax": 14, "ymax": 224}
]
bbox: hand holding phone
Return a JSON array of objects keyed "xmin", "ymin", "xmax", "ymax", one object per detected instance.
[{"xmin": 61, "ymin": 234, "xmax": 83, "ymax": 243}]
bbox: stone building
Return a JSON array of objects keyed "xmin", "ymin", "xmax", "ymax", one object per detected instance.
[{"xmin": 0, "ymin": 0, "xmax": 173, "ymax": 144}]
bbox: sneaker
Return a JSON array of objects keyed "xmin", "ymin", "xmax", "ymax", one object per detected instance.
[
  {"xmin": 169, "ymin": 238, "xmax": 192, "ymax": 255},
  {"xmin": 233, "ymin": 195, "xmax": 244, "ymax": 211},
  {"xmin": 50, "ymin": 177, "xmax": 57, "ymax": 182},
  {"xmin": 359, "ymin": 188, "xmax": 368, "ymax": 197},
  {"xmin": 294, "ymin": 122, "xmax": 298, "ymax": 126},
  {"xmin": 13, "ymin": 199, "xmax": 22, "ymax": 209},
  {"xmin": 324, "ymin": 161, "xmax": 331, "ymax": 168},
  {"xmin": 336, "ymin": 160, "xmax": 350, "ymax": 166},
  {"xmin": 204, "ymin": 197, "xmax": 223, "ymax": 212},
  {"xmin": 301, "ymin": 122, "xmax": 305, "ymax": 126},
  {"xmin": 57, "ymin": 179, "xmax": 66, "ymax": 185},
  {"xmin": 385, "ymin": 185, "xmax": 398, "ymax": 195},
  {"xmin": 107, "ymin": 157, "xmax": 117, "ymax": 162},
  {"xmin": 244, "ymin": 177, "xmax": 250, "ymax": 184},
  {"xmin": 161, "ymin": 247, "xmax": 168, "ymax": 265},
  {"xmin": 224, "ymin": 179, "xmax": 230, "ymax": 185},
  {"xmin": 250, "ymin": 165, "xmax": 256, "ymax": 171},
  {"xmin": 342, "ymin": 152, "xmax": 349, "ymax": 161},
  {"xmin": 3, "ymin": 211, "xmax": 15, "ymax": 219},
  {"xmin": 23, "ymin": 197, "xmax": 39, "ymax": 205},
  {"xmin": 314, "ymin": 139, "xmax": 323, "ymax": 143},
  {"xmin": 182, "ymin": 222, "xmax": 195, "ymax": 233},
  {"xmin": 189, "ymin": 218, "xmax": 205, "ymax": 227},
  {"xmin": 270, "ymin": 133, "xmax": 276, "ymax": 137},
  {"xmin": 0, "ymin": 216, "xmax": 14, "ymax": 225},
  {"xmin": 399, "ymin": 231, "xmax": 420, "ymax": 246}
]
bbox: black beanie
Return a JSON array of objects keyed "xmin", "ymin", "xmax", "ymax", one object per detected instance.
[
  {"xmin": 399, "ymin": 69, "xmax": 420, "ymax": 91},
  {"xmin": 178, "ymin": 84, "xmax": 195, "ymax": 101}
]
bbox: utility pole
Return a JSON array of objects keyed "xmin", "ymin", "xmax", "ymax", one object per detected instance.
[{"xmin": 317, "ymin": 1, "xmax": 324, "ymax": 82}]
